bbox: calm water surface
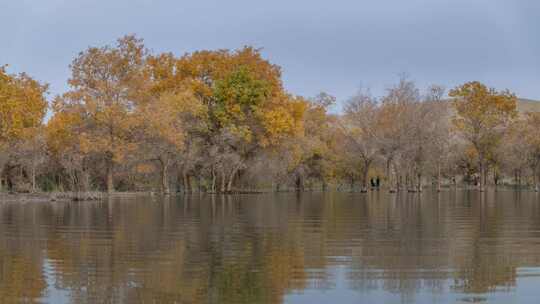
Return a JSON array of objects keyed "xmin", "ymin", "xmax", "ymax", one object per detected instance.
[{"xmin": 1, "ymin": 191, "xmax": 540, "ymax": 303}]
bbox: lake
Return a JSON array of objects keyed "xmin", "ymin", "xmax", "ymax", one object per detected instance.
[{"xmin": 1, "ymin": 191, "xmax": 540, "ymax": 303}]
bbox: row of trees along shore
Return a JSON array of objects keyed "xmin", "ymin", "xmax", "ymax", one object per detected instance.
[{"xmin": 1, "ymin": 35, "xmax": 540, "ymax": 194}]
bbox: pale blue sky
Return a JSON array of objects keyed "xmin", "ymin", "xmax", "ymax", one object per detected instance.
[{"xmin": 2, "ymin": 0, "xmax": 539, "ymax": 107}]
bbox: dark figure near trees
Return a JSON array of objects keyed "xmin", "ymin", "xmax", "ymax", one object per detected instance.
[
  {"xmin": 370, "ymin": 178, "xmax": 376, "ymax": 190},
  {"xmin": 376, "ymin": 177, "xmax": 380, "ymax": 190}
]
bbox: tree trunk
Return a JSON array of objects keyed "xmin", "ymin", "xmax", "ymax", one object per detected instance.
[
  {"xmin": 478, "ymin": 158, "xmax": 485, "ymax": 192},
  {"xmin": 195, "ymin": 175, "xmax": 199, "ymax": 192},
  {"xmin": 226, "ymin": 166, "xmax": 240, "ymax": 193},
  {"xmin": 0, "ymin": 164, "xmax": 4, "ymax": 192},
  {"xmin": 211, "ymin": 167, "xmax": 216, "ymax": 193},
  {"xmin": 296, "ymin": 175, "xmax": 304, "ymax": 192},
  {"xmin": 534, "ymin": 174, "xmax": 540, "ymax": 192},
  {"xmin": 493, "ymin": 169, "xmax": 499, "ymax": 191},
  {"xmin": 220, "ymin": 169, "xmax": 226, "ymax": 193},
  {"xmin": 106, "ymin": 160, "xmax": 114, "ymax": 194},
  {"xmin": 386, "ymin": 159, "xmax": 395, "ymax": 193},
  {"xmin": 389, "ymin": 162, "xmax": 397, "ymax": 193},
  {"xmin": 176, "ymin": 172, "xmax": 184, "ymax": 192},
  {"xmin": 405, "ymin": 174, "xmax": 410, "ymax": 191},
  {"xmin": 31, "ymin": 164, "xmax": 36, "ymax": 193},
  {"xmin": 534, "ymin": 171, "xmax": 538, "ymax": 192},
  {"xmin": 82, "ymin": 170, "xmax": 90, "ymax": 192},
  {"xmin": 187, "ymin": 175, "xmax": 192, "ymax": 192},
  {"xmin": 361, "ymin": 160, "xmax": 370, "ymax": 193},
  {"xmin": 534, "ymin": 165, "xmax": 539, "ymax": 192},
  {"xmin": 437, "ymin": 163, "xmax": 441, "ymax": 192},
  {"xmin": 394, "ymin": 167, "xmax": 401, "ymax": 192},
  {"xmin": 160, "ymin": 158, "xmax": 170, "ymax": 195},
  {"xmin": 181, "ymin": 171, "xmax": 192, "ymax": 193}
]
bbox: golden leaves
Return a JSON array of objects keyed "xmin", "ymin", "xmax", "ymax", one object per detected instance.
[
  {"xmin": 259, "ymin": 96, "xmax": 306, "ymax": 147},
  {"xmin": 154, "ymin": 46, "xmax": 303, "ymax": 149},
  {"xmin": 135, "ymin": 90, "xmax": 202, "ymax": 152},
  {"xmin": 45, "ymin": 110, "xmax": 82, "ymax": 154},
  {"xmin": 450, "ymin": 81, "xmax": 517, "ymax": 132},
  {"xmin": 450, "ymin": 81, "xmax": 517, "ymax": 159},
  {"xmin": 0, "ymin": 67, "xmax": 47, "ymax": 144},
  {"xmin": 51, "ymin": 35, "xmax": 149, "ymax": 164},
  {"xmin": 46, "ymin": 36, "xmax": 313, "ymax": 190}
]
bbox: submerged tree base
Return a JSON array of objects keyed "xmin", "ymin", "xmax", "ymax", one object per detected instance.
[
  {"xmin": 51, "ymin": 192, "xmax": 104, "ymax": 201},
  {"xmin": 205, "ymin": 190, "xmax": 266, "ymax": 194},
  {"xmin": 3, "ymin": 186, "xmax": 538, "ymax": 204},
  {"xmin": 0, "ymin": 192, "xmax": 102, "ymax": 203}
]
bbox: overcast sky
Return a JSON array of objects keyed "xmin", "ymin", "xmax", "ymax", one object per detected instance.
[{"xmin": 2, "ymin": 0, "xmax": 539, "ymax": 108}]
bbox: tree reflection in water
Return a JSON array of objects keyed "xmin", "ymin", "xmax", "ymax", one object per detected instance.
[{"xmin": 0, "ymin": 191, "xmax": 539, "ymax": 303}]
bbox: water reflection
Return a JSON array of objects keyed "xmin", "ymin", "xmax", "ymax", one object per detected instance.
[{"xmin": 0, "ymin": 191, "xmax": 540, "ymax": 303}]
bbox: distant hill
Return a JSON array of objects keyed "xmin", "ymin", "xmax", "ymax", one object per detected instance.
[
  {"xmin": 517, "ymin": 98, "xmax": 540, "ymax": 113},
  {"xmin": 443, "ymin": 98, "xmax": 540, "ymax": 116}
]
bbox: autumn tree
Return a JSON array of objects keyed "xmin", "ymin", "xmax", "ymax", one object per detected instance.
[
  {"xmin": 133, "ymin": 90, "xmax": 205, "ymax": 194},
  {"xmin": 293, "ymin": 93, "xmax": 336, "ymax": 191},
  {"xmin": 418, "ymin": 85, "xmax": 453, "ymax": 192},
  {"xmin": 16, "ymin": 128, "xmax": 47, "ymax": 192},
  {"xmin": 47, "ymin": 100, "xmax": 94, "ymax": 191},
  {"xmin": 449, "ymin": 82, "xmax": 517, "ymax": 191},
  {"xmin": 342, "ymin": 89, "xmax": 381, "ymax": 192},
  {"xmin": 7, "ymin": 34, "xmax": 540, "ymax": 194},
  {"xmin": 341, "ymin": 79, "xmax": 450, "ymax": 193},
  {"xmin": 498, "ymin": 119, "xmax": 529, "ymax": 188},
  {"xmin": 376, "ymin": 76, "xmax": 421, "ymax": 192},
  {"xmin": 148, "ymin": 47, "xmax": 305, "ymax": 192},
  {"xmin": 55, "ymin": 35, "xmax": 149, "ymax": 193},
  {"xmin": 0, "ymin": 66, "xmax": 48, "ymax": 191},
  {"xmin": 523, "ymin": 113, "xmax": 540, "ymax": 191},
  {"xmin": 504, "ymin": 112, "xmax": 540, "ymax": 191}
]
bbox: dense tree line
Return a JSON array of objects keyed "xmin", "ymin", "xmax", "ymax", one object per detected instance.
[{"xmin": 1, "ymin": 35, "xmax": 539, "ymax": 193}]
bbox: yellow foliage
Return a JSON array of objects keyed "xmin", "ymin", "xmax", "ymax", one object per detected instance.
[
  {"xmin": 135, "ymin": 163, "xmax": 156, "ymax": 174},
  {"xmin": 45, "ymin": 109, "xmax": 82, "ymax": 155},
  {"xmin": 259, "ymin": 96, "xmax": 306, "ymax": 147},
  {"xmin": 449, "ymin": 81, "xmax": 517, "ymax": 164},
  {"xmin": 0, "ymin": 66, "xmax": 47, "ymax": 144},
  {"xmin": 450, "ymin": 81, "xmax": 517, "ymax": 138},
  {"xmin": 50, "ymin": 35, "xmax": 148, "ymax": 165},
  {"xmin": 147, "ymin": 47, "xmax": 305, "ymax": 150}
]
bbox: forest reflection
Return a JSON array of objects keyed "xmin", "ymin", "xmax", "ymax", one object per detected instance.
[{"xmin": 1, "ymin": 191, "xmax": 540, "ymax": 303}]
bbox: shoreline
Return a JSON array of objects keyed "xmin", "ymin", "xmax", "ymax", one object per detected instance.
[{"xmin": 0, "ymin": 186, "xmax": 538, "ymax": 203}]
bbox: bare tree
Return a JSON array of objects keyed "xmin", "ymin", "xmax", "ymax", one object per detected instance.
[{"xmin": 342, "ymin": 89, "xmax": 381, "ymax": 192}]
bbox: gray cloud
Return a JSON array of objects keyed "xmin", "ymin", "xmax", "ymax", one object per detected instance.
[{"xmin": 2, "ymin": 0, "xmax": 539, "ymax": 107}]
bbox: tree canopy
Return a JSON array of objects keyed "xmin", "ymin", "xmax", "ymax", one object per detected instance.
[{"xmin": 1, "ymin": 35, "xmax": 539, "ymax": 193}]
